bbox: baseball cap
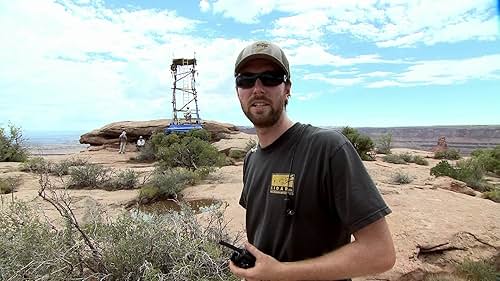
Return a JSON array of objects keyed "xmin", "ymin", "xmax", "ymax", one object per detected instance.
[{"xmin": 234, "ymin": 41, "xmax": 290, "ymax": 79}]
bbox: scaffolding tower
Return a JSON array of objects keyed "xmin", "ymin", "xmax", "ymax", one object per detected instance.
[{"xmin": 165, "ymin": 57, "xmax": 202, "ymax": 133}]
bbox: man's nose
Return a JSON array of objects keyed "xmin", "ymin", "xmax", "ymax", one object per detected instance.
[{"xmin": 252, "ymin": 78, "xmax": 265, "ymax": 94}]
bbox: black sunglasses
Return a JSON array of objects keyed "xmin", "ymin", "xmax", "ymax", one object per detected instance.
[{"xmin": 236, "ymin": 71, "xmax": 287, "ymax": 89}]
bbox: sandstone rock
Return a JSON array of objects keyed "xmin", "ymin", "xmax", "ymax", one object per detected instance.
[
  {"xmin": 432, "ymin": 136, "xmax": 448, "ymax": 152},
  {"xmin": 432, "ymin": 177, "xmax": 476, "ymax": 196},
  {"xmin": 79, "ymin": 119, "xmax": 241, "ymax": 147},
  {"xmin": 212, "ymin": 132, "xmax": 256, "ymax": 155}
]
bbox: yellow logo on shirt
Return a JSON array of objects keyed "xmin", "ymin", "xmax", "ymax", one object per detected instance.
[{"xmin": 270, "ymin": 173, "xmax": 294, "ymax": 195}]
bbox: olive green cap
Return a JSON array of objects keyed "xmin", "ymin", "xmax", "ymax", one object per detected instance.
[{"xmin": 234, "ymin": 41, "xmax": 290, "ymax": 78}]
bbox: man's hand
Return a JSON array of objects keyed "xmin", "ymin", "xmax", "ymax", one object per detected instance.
[{"xmin": 229, "ymin": 242, "xmax": 286, "ymax": 281}]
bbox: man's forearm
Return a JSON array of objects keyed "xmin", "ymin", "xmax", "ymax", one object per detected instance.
[
  {"xmin": 279, "ymin": 219, "xmax": 395, "ymax": 281},
  {"xmin": 280, "ymin": 240, "xmax": 393, "ymax": 280}
]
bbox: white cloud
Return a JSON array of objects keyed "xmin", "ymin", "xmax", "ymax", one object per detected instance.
[
  {"xmin": 366, "ymin": 80, "xmax": 404, "ymax": 88},
  {"xmin": 303, "ymin": 73, "xmax": 363, "ymax": 86},
  {"xmin": 211, "ymin": 0, "xmax": 277, "ymax": 23},
  {"xmin": 0, "ymin": 0, "xmax": 243, "ymax": 130},
  {"xmin": 288, "ymin": 43, "xmax": 394, "ymax": 67},
  {"xmin": 199, "ymin": 0, "xmax": 210, "ymax": 12},
  {"xmin": 366, "ymin": 54, "xmax": 500, "ymax": 87},
  {"xmin": 211, "ymin": 0, "xmax": 498, "ymax": 47},
  {"xmin": 359, "ymin": 71, "xmax": 392, "ymax": 78},
  {"xmin": 270, "ymin": 11, "xmax": 330, "ymax": 40}
]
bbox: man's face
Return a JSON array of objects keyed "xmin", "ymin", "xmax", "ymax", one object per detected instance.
[{"xmin": 236, "ymin": 59, "xmax": 290, "ymax": 128}]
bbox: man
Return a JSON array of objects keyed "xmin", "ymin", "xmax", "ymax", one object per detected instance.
[
  {"xmin": 229, "ymin": 41, "xmax": 395, "ymax": 281},
  {"xmin": 136, "ymin": 135, "xmax": 146, "ymax": 150},
  {"xmin": 185, "ymin": 106, "xmax": 192, "ymax": 122},
  {"xmin": 118, "ymin": 131, "xmax": 127, "ymax": 154}
]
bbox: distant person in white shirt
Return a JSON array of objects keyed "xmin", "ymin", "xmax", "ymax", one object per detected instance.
[
  {"xmin": 118, "ymin": 131, "xmax": 127, "ymax": 154},
  {"xmin": 185, "ymin": 107, "xmax": 192, "ymax": 122},
  {"xmin": 136, "ymin": 135, "xmax": 145, "ymax": 150}
]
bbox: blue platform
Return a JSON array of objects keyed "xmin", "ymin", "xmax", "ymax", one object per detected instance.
[{"xmin": 164, "ymin": 123, "xmax": 203, "ymax": 134}]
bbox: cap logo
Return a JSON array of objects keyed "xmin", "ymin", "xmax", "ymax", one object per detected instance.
[{"xmin": 253, "ymin": 42, "xmax": 270, "ymax": 52}]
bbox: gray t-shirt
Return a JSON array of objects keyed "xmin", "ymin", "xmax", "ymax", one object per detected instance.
[{"xmin": 240, "ymin": 123, "xmax": 391, "ymax": 280}]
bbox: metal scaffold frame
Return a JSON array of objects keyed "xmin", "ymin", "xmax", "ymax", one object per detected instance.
[{"xmin": 166, "ymin": 57, "xmax": 202, "ymax": 133}]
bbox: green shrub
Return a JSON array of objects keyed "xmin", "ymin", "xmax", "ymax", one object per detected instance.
[
  {"xmin": 228, "ymin": 149, "xmax": 246, "ymax": 160},
  {"xmin": 20, "ymin": 157, "xmax": 51, "ymax": 173},
  {"xmin": 0, "ymin": 176, "xmax": 21, "ymax": 194},
  {"xmin": 392, "ymin": 171, "xmax": 412, "ymax": 184},
  {"xmin": 51, "ymin": 157, "xmax": 89, "ymax": 176},
  {"xmin": 434, "ymin": 149, "xmax": 461, "ymax": 160},
  {"xmin": 471, "ymin": 146, "xmax": 500, "ymax": 176},
  {"xmin": 136, "ymin": 141, "xmax": 156, "ymax": 161},
  {"xmin": 147, "ymin": 168, "xmax": 196, "ymax": 198},
  {"xmin": 157, "ymin": 137, "xmax": 225, "ymax": 171},
  {"xmin": 194, "ymin": 166, "xmax": 217, "ymax": 180},
  {"xmin": 68, "ymin": 164, "xmax": 112, "ymax": 189},
  {"xmin": 375, "ymin": 133, "xmax": 392, "ymax": 154},
  {"xmin": 139, "ymin": 185, "xmax": 161, "ymax": 202},
  {"xmin": 400, "ymin": 152, "xmax": 413, "ymax": 163},
  {"xmin": 21, "ymin": 157, "xmax": 88, "ymax": 176},
  {"xmin": 423, "ymin": 273, "xmax": 461, "ymax": 281},
  {"xmin": 244, "ymin": 138, "xmax": 257, "ymax": 153},
  {"xmin": 110, "ymin": 169, "xmax": 138, "ymax": 190},
  {"xmin": 341, "ymin": 127, "xmax": 375, "ymax": 161},
  {"xmin": 0, "ymin": 124, "xmax": 29, "ymax": 162},
  {"xmin": 412, "ymin": 155, "xmax": 429, "ymax": 166},
  {"xmin": 383, "ymin": 154, "xmax": 407, "ymax": 164},
  {"xmin": 186, "ymin": 128, "xmax": 211, "ymax": 142},
  {"xmin": 0, "ymin": 200, "xmax": 239, "ymax": 280},
  {"xmin": 482, "ymin": 188, "xmax": 500, "ymax": 203},
  {"xmin": 456, "ymin": 259, "xmax": 497, "ymax": 281},
  {"xmin": 431, "ymin": 160, "xmax": 491, "ymax": 192},
  {"xmin": 431, "ymin": 160, "xmax": 458, "ymax": 178}
]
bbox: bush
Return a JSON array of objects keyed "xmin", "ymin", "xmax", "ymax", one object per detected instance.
[
  {"xmin": 391, "ymin": 171, "xmax": 412, "ymax": 184},
  {"xmin": 455, "ymin": 259, "xmax": 497, "ymax": 281},
  {"xmin": 68, "ymin": 164, "xmax": 113, "ymax": 189},
  {"xmin": 21, "ymin": 157, "xmax": 51, "ymax": 173},
  {"xmin": 375, "ymin": 133, "xmax": 392, "ymax": 154},
  {"xmin": 148, "ymin": 168, "xmax": 197, "ymax": 198},
  {"xmin": 136, "ymin": 141, "xmax": 156, "ymax": 161},
  {"xmin": 51, "ymin": 157, "xmax": 89, "ymax": 176},
  {"xmin": 341, "ymin": 127, "xmax": 375, "ymax": 161},
  {"xmin": 157, "ymin": 137, "xmax": 225, "ymax": 171},
  {"xmin": 21, "ymin": 156, "xmax": 88, "ymax": 176},
  {"xmin": 482, "ymin": 188, "xmax": 500, "ymax": 203},
  {"xmin": 431, "ymin": 160, "xmax": 458, "ymax": 178},
  {"xmin": 228, "ymin": 149, "xmax": 246, "ymax": 160},
  {"xmin": 186, "ymin": 128, "xmax": 211, "ymax": 142},
  {"xmin": 109, "ymin": 169, "xmax": 138, "ymax": 190},
  {"xmin": 412, "ymin": 155, "xmax": 429, "ymax": 166},
  {"xmin": 0, "ymin": 123, "xmax": 29, "ymax": 162},
  {"xmin": 430, "ymin": 160, "xmax": 491, "ymax": 192},
  {"xmin": 244, "ymin": 138, "xmax": 257, "ymax": 153},
  {"xmin": 0, "ymin": 200, "xmax": 239, "ymax": 280},
  {"xmin": 0, "ymin": 176, "xmax": 21, "ymax": 194},
  {"xmin": 434, "ymin": 149, "xmax": 461, "ymax": 160},
  {"xmin": 383, "ymin": 154, "xmax": 407, "ymax": 164},
  {"xmin": 471, "ymin": 146, "xmax": 500, "ymax": 176},
  {"xmin": 382, "ymin": 153, "xmax": 429, "ymax": 166}
]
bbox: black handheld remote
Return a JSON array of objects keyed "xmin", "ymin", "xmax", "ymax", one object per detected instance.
[{"xmin": 219, "ymin": 240, "xmax": 256, "ymax": 269}]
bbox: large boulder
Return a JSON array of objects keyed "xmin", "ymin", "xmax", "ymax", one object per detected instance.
[{"xmin": 79, "ymin": 119, "xmax": 241, "ymax": 146}]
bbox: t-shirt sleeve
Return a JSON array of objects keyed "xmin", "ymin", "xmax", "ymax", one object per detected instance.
[
  {"xmin": 239, "ymin": 151, "xmax": 251, "ymax": 209},
  {"xmin": 327, "ymin": 141, "xmax": 391, "ymax": 234}
]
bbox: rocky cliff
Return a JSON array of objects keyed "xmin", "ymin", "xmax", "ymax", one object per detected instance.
[{"xmin": 79, "ymin": 119, "xmax": 240, "ymax": 147}]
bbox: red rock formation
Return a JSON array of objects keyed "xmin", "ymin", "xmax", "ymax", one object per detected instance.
[
  {"xmin": 432, "ymin": 136, "xmax": 448, "ymax": 152},
  {"xmin": 79, "ymin": 119, "xmax": 240, "ymax": 147}
]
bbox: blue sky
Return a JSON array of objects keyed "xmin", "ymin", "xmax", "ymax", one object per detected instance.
[{"xmin": 0, "ymin": 0, "xmax": 499, "ymax": 132}]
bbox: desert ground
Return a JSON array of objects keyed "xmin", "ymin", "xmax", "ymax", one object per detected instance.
[{"xmin": 0, "ymin": 137, "xmax": 499, "ymax": 281}]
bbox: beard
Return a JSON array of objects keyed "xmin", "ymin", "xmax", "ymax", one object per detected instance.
[{"xmin": 242, "ymin": 97, "xmax": 285, "ymax": 128}]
